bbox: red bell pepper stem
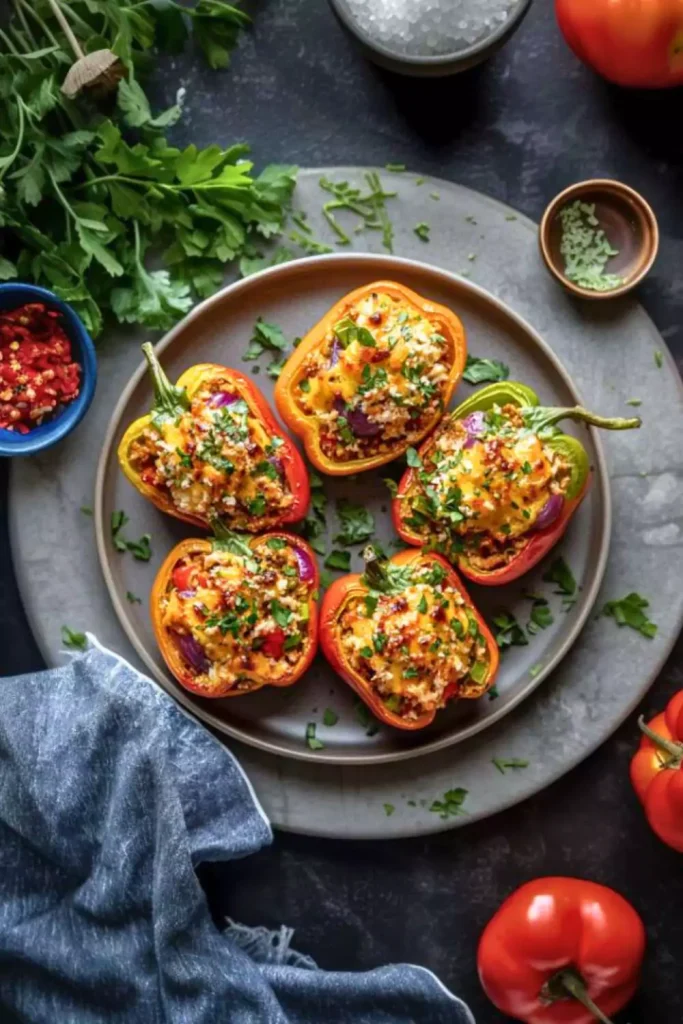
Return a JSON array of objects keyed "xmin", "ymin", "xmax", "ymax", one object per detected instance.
[
  {"xmin": 542, "ymin": 968, "xmax": 615, "ymax": 1024},
  {"xmin": 637, "ymin": 715, "xmax": 683, "ymax": 765}
]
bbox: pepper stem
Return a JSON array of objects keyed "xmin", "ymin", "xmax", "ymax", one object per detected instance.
[
  {"xmin": 638, "ymin": 715, "xmax": 683, "ymax": 765},
  {"xmin": 526, "ymin": 406, "xmax": 641, "ymax": 432},
  {"xmin": 362, "ymin": 545, "xmax": 390, "ymax": 592},
  {"xmin": 141, "ymin": 342, "xmax": 189, "ymax": 422},
  {"xmin": 542, "ymin": 968, "xmax": 615, "ymax": 1024}
]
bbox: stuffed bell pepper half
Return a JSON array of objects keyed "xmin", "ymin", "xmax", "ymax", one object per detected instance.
[
  {"xmin": 320, "ymin": 546, "xmax": 499, "ymax": 729},
  {"xmin": 118, "ymin": 343, "xmax": 309, "ymax": 532},
  {"xmin": 275, "ymin": 281, "xmax": 467, "ymax": 475},
  {"xmin": 151, "ymin": 529, "xmax": 319, "ymax": 698},
  {"xmin": 393, "ymin": 382, "xmax": 641, "ymax": 585}
]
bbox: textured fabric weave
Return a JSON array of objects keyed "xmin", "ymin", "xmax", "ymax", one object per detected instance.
[{"xmin": 0, "ymin": 640, "xmax": 474, "ymax": 1024}]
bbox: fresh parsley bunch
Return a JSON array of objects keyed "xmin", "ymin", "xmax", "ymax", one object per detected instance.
[{"xmin": 0, "ymin": 0, "xmax": 297, "ymax": 336}]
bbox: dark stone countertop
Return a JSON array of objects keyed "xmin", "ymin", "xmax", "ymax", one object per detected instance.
[{"xmin": 2, "ymin": 1, "xmax": 683, "ymax": 1020}]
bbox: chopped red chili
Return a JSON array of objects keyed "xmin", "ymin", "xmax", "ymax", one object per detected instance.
[{"xmin": 0, "ymin": 303, "xmax": 81, "ymax": 434}]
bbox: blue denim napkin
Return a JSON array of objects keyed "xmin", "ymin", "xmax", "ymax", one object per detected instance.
[{"xmin": 0, "ymin": 639, "xmax": 474, "ymax": 1023}]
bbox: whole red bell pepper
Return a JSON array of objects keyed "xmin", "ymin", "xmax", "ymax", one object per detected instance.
[
  {"xmin": 320, "ymin": 546, "xmax": 499, "ymax": 730},
  {"xmin": 393, "ymin": 382, "xmax": 640, "ymax": 586},
  {"xmin": 478, "ymin": 877, "xmax": 646, "ymax": 1024},
  {"xmin": 630, "ymin": 691, "xmax": 683, "ymax": 853}
]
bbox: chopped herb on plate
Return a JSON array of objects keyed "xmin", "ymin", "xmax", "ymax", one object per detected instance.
[
  {"xmin": 463, "ymin": 355, "xmax": 509, "ymax": 385},
  {"xmin": 414, "ymin": 222, "xmax": 430, "ymax": 242},
  {"xmin": 492, "ymin": 611, "xmax": 528, "ymax": 650},
  {"xmin": 323, "ymin": 708, "xmax": 339, "ymax": 727},
  {"xmin": 654, "ymin": 350, "xmax": 663, "ymax": 368},
  {"xmin": 429, "ymin": 788, "xmax": 468, "ymax": 819},
  {"xmin": 492, "ymin": 758, "xmax": 529, "ymax": 774},
  {"xmin": 334, "ymin": 499, "xmax": 375, "ymax": 546},
  {"xmin": 406, "ymin": 447, "xmax": 422, "ymax": 468},
  {"xmin": 325, "ymin": 549, "xmax": 351, "ymax": 572},
  {"xmin": 126, "ymin": 591, "xmax": 142, "ymax": 604},
  {"xmin": 80, "ymin": 505, "xmax": 93, "ymax": 516},
  {"xmin": 61, "ymin": 626, "xmax": 87, "ymax": 651},
  {"xmin": 543, "ymin": 556, "xmax": 577, "ymax": 596},
  {"xmin": 385, "ymin": 163, "xmax": 406, "ymax": 172},
  {"xmin": 383, "ymin": 803, "xmax": 396, "ymax": 816},
  {"xmin": 383, "ymin": 478, "xmax": 398, "ymax": 498},
  {"xmin": 306, "ymin": 722, "xmax": 324, "ymax": 750}
]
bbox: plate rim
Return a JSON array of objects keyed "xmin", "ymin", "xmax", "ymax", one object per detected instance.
[{"xmin": 94, "ymin": 251, "xmax": 612, "ymax": 766}]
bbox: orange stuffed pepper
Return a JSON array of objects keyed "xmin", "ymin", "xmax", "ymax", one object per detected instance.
[
  {"xmin": 151, "ymin": 530, "xmax": 319, "ymax": 698},
  {"xmin": 275, "ymin": 281, "xmax": 467, "ymax": 476},
  {"xmin": 320, "ymin": 546, "xmax": 498, "ymax": 730},
  {"xmin": 119, "ymin": 343, "xmax": 309, "ymax": 532}
]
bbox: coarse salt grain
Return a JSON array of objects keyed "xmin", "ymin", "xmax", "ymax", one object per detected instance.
[{"xmin": 344, "ymin": 0, "xmax": 520, "ymax": 56}]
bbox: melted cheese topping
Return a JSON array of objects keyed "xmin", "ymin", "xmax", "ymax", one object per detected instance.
[
  {"xmin": 401, "ymin": 405, "xmax": 570, "ymax": 571},
  {"xmin": 129, "ymin": 380, "xmax": 293, "ymax": 530},
  {"xmin": 295, "ymin": 291, "xmax": 453, "ymax": 462},
  {"xmin": 160, "ymin": 539, "xmax": 313, "ymax": 695},
  {"xmin": 338, "ymin": 560, "xmax": 490, "ymax": 721}
]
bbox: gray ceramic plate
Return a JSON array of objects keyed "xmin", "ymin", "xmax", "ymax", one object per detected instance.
[{"xmin": 95, "ymin": 253, "xmax": 610, "ymax": 765}]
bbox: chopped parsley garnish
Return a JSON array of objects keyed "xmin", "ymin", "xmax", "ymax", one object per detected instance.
[
  {"xmin": 126, "ymin": 591, "xmax": 142, "ymax": 605},
  {"xmin": 266, "ymin": 537, "xmax": 287, "ymax": 551},
  {"xmin": 626, "ymin": 398, "xmax": 642, "ymax": 407},
  {"xmin": 492, "ymin": 758, "xmax": 529, "ymax": 774},
  {"xmin": 429, "ymin": 788, "xmax": 468, "ymax": 819},
  {"xmin": 373, "ymin": 632, "xmax": 388, "ymax": 654},
  {"xmin": 300, "ymin": 473, "xmax": 327, "ymax": 555},
  {"xmin": 521, "ymin": 461, "xmax": 532, "ymax": 474},
  {"xmin": 248, "ymin": 495, "xmax": 267, "ymax": 516},
  {"xmin": 325, "ymin": 549, "xmax": 351, "ymax": 572},
  {"xmin": 492, "ymin": 611, "xmax": 528, "ymax": 649},
  {"xmin": 111, "ymin": 509, "xmax": 130, "ymax": 552},
  {"xmin": 319, "ymin": 173, "xmax": 396, "ymax": 252},
  {"xmin": 80, "ymin": 505, "xmax": 93, "ymax": 516},
  {"xmin": 414, "ymin": 222, "xmax": 430, "ymax": 242},
  {"xmin": 299, "ymin": 378, "xmax": 311, "ymax": 392},
  {"xmin": 360, "ymin": 646, "xmax": 374, "ymax": 658},
  {"xmin": 528, "ymin": 599, "xmax": 554, "ymax": 634},
  {"xmin": 323, "ymin": 708, "xmax": 339, "ymax": 727},
  {"xmin": 365, "ymin": 594, "xmax": 378, "ymax": 617},
  {"xmin": 253, "ymin": 459, "xmax": 279, "ymax": 481},
  {"xmin": 336, "ymin": 416, "xmax": 355, "ymax": 446},
  {"xmin": 306, "ymin": 722, "xmax": 324, "ymax": 751},
  {"xmin": 176, "ymin": 448, "xmax": 192, "ymax": 469},
  {"xmin": 601, "ymin": 592, "xmax": 657, "ymax": 638},
  {"xmin": 270, "ymin": 598, "xmax": 292, "ymax": 627},
  {"xmin": 417, "ymin": 595, "xmax": 428, "ymax": 614},
  {"xmin": 543, "ymin": 556, "xmax": 576, "ymax": 596},
  {"xmin": 383, "ymin": 478, "xmax": 398, "ymax": 498},
  {"xmin": 403, "ymin": 666, "xmax": 419, "ymax": 678},
  {"xmin": 654, "ymin": 350, "xmax": 663, "ymax": 368},
  {"xmin": 243, "ymin": 317, "xmax": 288, "ymax": 362},
  {"xmin": 334, "ymin": 499, "xmax": 375, "ymax": 546},
  {"xmin": 126, "ymin": 534, "xmax": 152, "ymax": 562},
  {"xmin": 385, "ymin": 163, "xmax": 406, "ymax": 172},
  {"xmin": 61, "ymin": 626, "xmax": 87, "ymax": 651},
  {"xmin": 559, "ymin": 200, "xmax": 624, "ymax": 291},
  {"xmin": 406, "ymin": 447, "xmax": 422, "ymax": 469},
  {"xmin": 354, "ymin": 699, "xmax": 379, "ymax": 736},
  {"xmin": 463, "ymin": 355, "xmax": 510, "ymax": 384},
  {"xmin": 383, "ymin": 803, "xmax": 396, "ymax": 816}
]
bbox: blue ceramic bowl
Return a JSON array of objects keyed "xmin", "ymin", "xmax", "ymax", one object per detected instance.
[{"xmin": 0, "ymin": 283, "xmax": 97, "ymax": 456}]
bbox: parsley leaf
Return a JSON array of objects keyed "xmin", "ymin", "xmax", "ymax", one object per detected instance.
[
  {"xmin": 601, "ymin": 593, "xmax": 657, "ymax": 638},
  {"xmin": 463, "ymin": 355, "xmax": 510, "ymax": 384},
  {"xmin": 406, "ymin": 447, "xmax": 422, "ymax": 469},
  {"xmin": 383, "ymin": 478, "xmax": 398, "ymax": 498},
  {"xmin": 325, "ymin": 549, "xmax": 351, "ymax": 572},
  {"xmin": 61, "ymin": 626, "xmax": 87, "ymax": 651},
  {"xmin": 126, "ymin": 591, "xmax": 142, "ymax": 605},
  {"xmin": 323, "ymin": 708, "xmax": 339, "ymax": 727},
  {"xmin": 383, "ymin": 803, "xmax": 396, "ymax": 816},
  {"xmin": 429, "ymin": 788, "xmax": 468, "ymax": 819},
  {"xmin": 492, "ymin": 758, "xmax": 529, "ymax": 774},
  {"xmin": 543, "ymin": 557, "xmax": 577, "ymax": 596},
  {"xmin": 334, "ymin": 500, "xmax": 375, "ymax": 546},
  {"xmin": 270, "ymin": 599, "xmax": 292, "ymax": 627},
  {"xmin": 492, "ymin": 611, "xmax": 528, "ymax": 650},
  {"xmin": 414, "ymin": 222, "xmax": 430, "ymax": 242}
]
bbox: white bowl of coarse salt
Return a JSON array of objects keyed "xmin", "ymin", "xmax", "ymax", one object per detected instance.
[{"xmin": 329, "ymin": 0, "xmax": 533, "ymax": 76}]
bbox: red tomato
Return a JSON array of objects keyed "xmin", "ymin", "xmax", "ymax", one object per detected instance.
[{"xmin": 556, "ymin": 0, "xmax": 683, "ymax": 88}]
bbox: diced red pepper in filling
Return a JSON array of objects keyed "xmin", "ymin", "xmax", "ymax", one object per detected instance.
[{"xmin": 0, "ymin": 303, "xmax": 81, "ymax": 434}]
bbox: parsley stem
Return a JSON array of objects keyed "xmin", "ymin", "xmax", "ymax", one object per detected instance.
[
  {"xmin": 12, "ymin": 0, "xmax": 39, "ymax": 49},
  {"xmin": 44, "ymin": 0, "xmax": 84, "ymax": 58},
  {"xmin": 17, "ymin": 0, "xmax": 60, "ymax": 48},
  {"xmin": 0, "ymin": 98, "xmax": 24, "ymax": 181},
  {"xmin": 46, "ymin": 167, "xmax": 80, "ymax": 222}
]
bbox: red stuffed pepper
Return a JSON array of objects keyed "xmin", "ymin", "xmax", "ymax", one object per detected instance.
[
  {"xmin": 151, "ymin": 529, "xmax": 319, "ymax": 698},
  {"xmin": 320, "ymin": 546, "xmax": 499, "ymax": 730},
  {"xmin": 630, "ymin": 691, "xmax": 683, "ymax": 853},
  {"xmin": 119, "ymin": 343, "xmax": 309, "ymax": 533},
  {"xmin": 393, "ymin": 382, "xmax": 640, "ymax": 585},
  {"xmin": 478, "ymin": 877, "xmax": 646, "ymax": 1024}
]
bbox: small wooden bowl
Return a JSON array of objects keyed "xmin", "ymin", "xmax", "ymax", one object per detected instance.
[{"xmin": 539, "ymin": 179, "xmax": 659, "ymax": 300}]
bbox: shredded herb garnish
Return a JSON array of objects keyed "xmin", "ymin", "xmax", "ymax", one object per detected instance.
[
  {"xmin": 429, "ymin": 788, "xmax": 468, "ymax": 819},
  {"xmin": 323, "ymin": 708, "xmax": 339, "ymax": 727},
  {"xmin": 492, "ymin": 611, "xmax": 528, "ymax": 650},
  {"xmin": 414, "ymin": 222, "xmax": 430, "ymax": 242},
  {"xmin": 558, "ymin": 200, "xmax": 624, "ymax": 292},
  {"xmin": 325, "ymin": 549, "xmax": 351, "ymax": 572},
  {"xmin": 126, "ymin": 591, "xmax": 142, "ymax": 605},
  {"xmin": 492, "ymin": 758, "xmax": 529, "ymax": 774},
  {"xmin": 383, "ymin": 803, "xmax": 396, "ymax": 816},
  {"xmin": 334, "ymin": 500, "xmax": 375, "ymax": 546},
  {"xmin": 80, "ymin": 505, "xmax": 93, "ymax": 516},
  {"xmin": 654, "ymin": 350, "xmax": 663, "ymax": 368},
  {"xmin": 306, "ymin": 722, "xmax": 324, "ymax": 750}
]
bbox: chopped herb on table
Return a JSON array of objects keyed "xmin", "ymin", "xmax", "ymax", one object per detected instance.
[
  {"xmin": 492, "ymin": 758, "xmax": 529, "ymax": 774},
  {"xmin": 601, "ymin": 593, "xmax": 657, "ymax": 638},
  {"xmin": 558, "ymin": 200, "xmax": 624, "ymax": 292},
  {"xmin": 429, "ymin": 788, "xmax": 468, "ymax": 819},
  {"xmin": 334, "ymin": 499, "xmax": 375, "ymax": 546},
  {"xmin": 325, "ymin": 549, "xmax": 351, "ymax": 572},
  {"xmin": 288, "ymin": 230, "xmax": 333, "ymax": 256},
  {"xmin": 383, "ymin": 803, "xmax": 396, "ymax": 816},
  {"xmin": 463, "ymin": 355, "xmax": 510, "ymax": 384},
  {"xmin": 61, "ymin": 626, "xmax": 87, "ymax": 651},
  {"xmin": 0, "ymin": 1, "xmax": 296, "ymax": 337},
  {"xmin": 323, "ymin": 708, "xmax": 339, "ymax": 727},
  {"xmin": 306, "ymin": 722, "xmax": 324, "ymax": 751},
  {"xmin": 414, "ymin": 222, "xmax": 430, "ymax": 242}
]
